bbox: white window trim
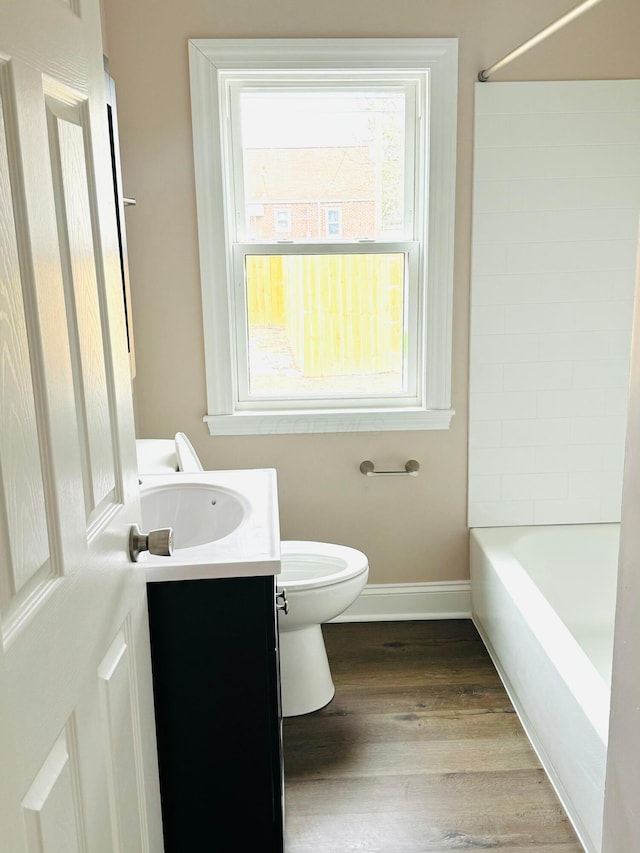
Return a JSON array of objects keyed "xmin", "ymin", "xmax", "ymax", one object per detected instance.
[{"xmin": 189, "ymin": 38, "xmax": 458, "ymax": 436}]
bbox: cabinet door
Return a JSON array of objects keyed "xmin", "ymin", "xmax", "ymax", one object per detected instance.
[{"xmin": 147, "ymin": 576, "xmax": 284, "ymax": 851}]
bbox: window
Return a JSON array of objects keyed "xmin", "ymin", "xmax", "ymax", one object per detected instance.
[
  {"xmin": 274, "ymin": 208, "xmax": 291, "ymax": 234},
  {"xmin": 326, "ymin": 208, "xmax": 342, "ymax": 238},
  {"xmin": 189, "ymin": 39, "xmax": 458, "ymax": 434}
]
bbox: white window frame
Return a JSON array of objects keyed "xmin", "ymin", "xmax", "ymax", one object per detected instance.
[{"xmin": 189, "ymin": 38, "xmax": 458, "ymax": 435}]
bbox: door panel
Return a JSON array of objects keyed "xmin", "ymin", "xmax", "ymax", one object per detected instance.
[
  {"xmin": 98, "ymin": 625, "xmax": 146, "ymax": 853},
  {"xmin": 22, "ymin": 724, "xmax": 86, "ymax": 853},
  {"xmin": 0, "ymin": 50, "xmax": 78, "ymax": 659},
  {"xmin": 0, "ymin": 62, "xmax": 52, "ymax": 629},
  {"xmin": 47, "ymin": 93, "xmax": 116, "ymax": 519}
]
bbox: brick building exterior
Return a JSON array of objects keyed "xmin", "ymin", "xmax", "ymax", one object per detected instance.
[{"xmin": 244, "ymin": 145, "xmax": 377, "ymax": 240}]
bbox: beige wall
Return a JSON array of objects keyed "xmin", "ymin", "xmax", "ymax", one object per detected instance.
[{"xmin": 102, "ymin": 0, "xmax": 640, "ymax": 584}]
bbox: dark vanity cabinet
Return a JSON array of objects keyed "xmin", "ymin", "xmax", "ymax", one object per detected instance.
[{"xmin": 147, "ymin": 575, "xmax": 284, "ymax": 852}]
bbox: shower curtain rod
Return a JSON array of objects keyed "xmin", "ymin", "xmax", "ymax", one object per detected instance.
[{"xmin": 478, "ymin": 0, "xmax": 605, "ymax": 82}]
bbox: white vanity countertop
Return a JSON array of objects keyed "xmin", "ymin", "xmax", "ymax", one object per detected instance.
[{"xmin": 137, "ymin": 468, "xmax": 281, "ymax": 583}]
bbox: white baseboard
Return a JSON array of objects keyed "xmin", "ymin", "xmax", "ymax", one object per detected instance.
[{"xmin": 330, "ymin": 580, "xmax": 471, "ymax": 623}]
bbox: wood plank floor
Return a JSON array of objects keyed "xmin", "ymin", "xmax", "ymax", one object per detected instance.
[{"xmin": 283, "ymin": 620, "xmax": 582, "ymax": 853}]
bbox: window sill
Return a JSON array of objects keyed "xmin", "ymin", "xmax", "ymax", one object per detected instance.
[{"xmin": 204, "ymin": 408, "xmax": 455, "ymax": 436}]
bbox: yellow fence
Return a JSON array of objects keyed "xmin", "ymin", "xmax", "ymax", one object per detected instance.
[{"xmin": 246, "ymin": 254, "xmax": 404, "ymax": 378}]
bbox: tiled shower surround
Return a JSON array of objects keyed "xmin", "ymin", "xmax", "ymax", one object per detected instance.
[{"xmin": 469, "ymin": 81, "xmax": 640, "ymax": 527}]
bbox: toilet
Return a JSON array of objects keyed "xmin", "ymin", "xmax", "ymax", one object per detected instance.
[
  {"xmin": 277, "ymin": 541, "xmax": 368, "ymax": 717},
  {"xmin": 135, "ymin": 435, "xmax": 369, "ymax": 717}
]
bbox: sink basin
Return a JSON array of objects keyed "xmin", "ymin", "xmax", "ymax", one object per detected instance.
[
  {"xmin": 140, "ymin": 483, "xmax": 247, "ymax": 548},
  {"xmin": 136, "ymin": 469, "xmax": 281, "ymax": 583}
]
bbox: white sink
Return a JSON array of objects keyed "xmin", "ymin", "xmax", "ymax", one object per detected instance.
[
  {"xmin": 137, "ymin": 469, "xmax": 281, "ymax": 582},
  {"xmin": 141, "ymin": 482, "xmax": 247, "ymax": 548}
]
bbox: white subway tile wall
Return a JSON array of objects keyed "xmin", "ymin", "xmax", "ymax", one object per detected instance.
[{"xmin": 469, "ymin": 81, "xmax": 640, "ymax": 527}]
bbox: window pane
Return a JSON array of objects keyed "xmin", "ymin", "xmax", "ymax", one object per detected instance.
[
  {"xmin": 240, "ymin": 91, "xmax": 406, "ymax": 240},
  {"xmin": 326, "ymin": 208, "xmax": 341, "ymax": 237},
  {"xmin": 245, "ymin": 254, "xmax": 406, "ymax": 397},
  {"xmin": 274, "ymin": 209, "xmax": 291, "ymax": 233}
]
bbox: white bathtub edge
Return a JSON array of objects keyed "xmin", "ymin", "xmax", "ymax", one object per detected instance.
[
  {"xmin": 472, "ymin": 613, "xmax": 595, "ymax": 853},
  {"xmin": 471, "ymin": 533, "xmax": 611, "ymax": 744},
  {"xmin": 329, "ymin": 580, "xmax": 471, "ymax": 622}
]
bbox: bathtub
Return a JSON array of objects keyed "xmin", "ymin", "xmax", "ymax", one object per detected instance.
[{"xmin": 470, "ymin": 523, "xmax": 618, "ymax": 853}]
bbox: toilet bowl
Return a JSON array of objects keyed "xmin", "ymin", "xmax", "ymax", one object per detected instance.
[{"xmin": 277, "ymin": 541, "xmax": 369, "ymax": 717}]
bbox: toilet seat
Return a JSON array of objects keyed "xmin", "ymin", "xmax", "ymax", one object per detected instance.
[{"xmin": 280, "ymin": 541, "xmax": 368, "ymax": 590}]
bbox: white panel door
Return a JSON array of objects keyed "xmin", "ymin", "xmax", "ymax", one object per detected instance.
[{"xmin": 0, "ymin": 0, "xmax": 164, "ymax": 850}]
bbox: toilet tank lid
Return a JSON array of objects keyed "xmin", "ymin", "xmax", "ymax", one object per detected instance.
[{"xmin": 136, "ymin": 439, "xmax": 178, "ymax": 474}]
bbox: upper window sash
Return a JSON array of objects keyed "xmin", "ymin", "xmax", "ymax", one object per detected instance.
[{"xmin": 225, "ymin": 78, "xmax": 422, "ymax": 244}]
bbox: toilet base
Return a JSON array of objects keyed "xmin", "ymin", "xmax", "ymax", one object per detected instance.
[{"xmin": 279, "ymin": 624, "xmax": 335, "ymax": 717}]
